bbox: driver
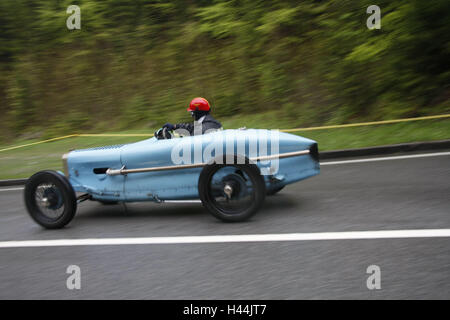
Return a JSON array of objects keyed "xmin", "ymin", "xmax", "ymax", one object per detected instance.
[{"xmin": 163, "ymin": 97, "xmax": 222, "ymax": 136}]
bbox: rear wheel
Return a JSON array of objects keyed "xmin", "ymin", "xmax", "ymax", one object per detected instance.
[
  {"xmin": 199, "ymin": 159, "xmax": 265, "ymax": 222},
  {"xmin": 24, "ymin": 171, "xmax": 77, "ymax": 229}
]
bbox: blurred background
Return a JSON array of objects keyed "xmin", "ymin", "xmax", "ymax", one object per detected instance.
[{"xmin": 0, "ymin": 0, "xmax": 449, "ymax": 178}]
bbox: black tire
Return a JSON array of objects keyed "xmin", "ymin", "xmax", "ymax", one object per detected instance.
[
  {"xmin": 267, "ymin": 186, "xmax": 285, "ymax": 196},
  {"xmin": 24, "ymin": 170, "xmax": 77, "ymax": 229},
  {"xmin": 198, "ymin": 157, "xmax": 266, "ymax": 222}
]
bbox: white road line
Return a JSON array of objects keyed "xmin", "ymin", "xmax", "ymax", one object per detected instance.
[
  {"xmin": 0, "ymin": 187, "xmax": 24, "ymax": 192},
  {"xmin": 320, "ymin": 151, "xmax": 450, "ymax": 165},
  {"xmin": 1, "ymin": 229, "xmax": 450, "ymax": 249},
  {"xmin": 164, "ymin": 200, "xmax": 202, "ymax": 203}
]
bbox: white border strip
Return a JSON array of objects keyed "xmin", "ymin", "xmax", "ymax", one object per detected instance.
[
  {"xmin": 164, "ymin": 200, "xmax": 202, "ymax": 203},
  {"xmin": 320, "ymin": 151, "xmax": 450, "ymax": 165},
  {"xmin": 0, "ymin": 187, "xmax": 24, "ymax": 192},
  {"xmin": 1, "ymin": 229, "xmax": 450, "ymax": 248}
]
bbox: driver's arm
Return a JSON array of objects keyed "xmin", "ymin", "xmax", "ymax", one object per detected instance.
[{"xmin": 174, "ymin": 122, "xmax": 194, "ymax": 135}]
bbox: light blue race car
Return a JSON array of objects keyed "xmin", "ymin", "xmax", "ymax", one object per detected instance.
[{"xmin": 24, "ymin": 128, "xmax": 320, "ymax": 228}]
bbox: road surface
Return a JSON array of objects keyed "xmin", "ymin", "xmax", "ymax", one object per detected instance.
[{"xmin": 0, "ymin": 152, "xmax": 449, "ymax": 299}]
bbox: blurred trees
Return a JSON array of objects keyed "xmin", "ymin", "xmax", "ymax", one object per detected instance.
[{"xmin": 0, "ymin": 0, "xmax": 449, "ymax": 140}]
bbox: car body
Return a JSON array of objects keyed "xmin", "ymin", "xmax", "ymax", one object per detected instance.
[
  {"xmin": 24, "ymin": 128, "xmax": 320, "ymax": 228},
  {"xmin": 65, "ymin": 129, "xmax": 319, "ymax": 202}
]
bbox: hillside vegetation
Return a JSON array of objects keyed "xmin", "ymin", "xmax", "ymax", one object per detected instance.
[{"xmin": 0, "ymin": 0, "xmax": 449, "ymax": 143}]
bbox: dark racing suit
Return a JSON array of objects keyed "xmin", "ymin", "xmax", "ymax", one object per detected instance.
[{"xmin": 175, "ymin": 114, "xmax": 222, "ymax": 136}]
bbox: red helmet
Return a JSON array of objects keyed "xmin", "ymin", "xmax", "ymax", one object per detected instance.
[{"xmin": 187, "ymin": 97, "xmax": 211, "ymax": 112}]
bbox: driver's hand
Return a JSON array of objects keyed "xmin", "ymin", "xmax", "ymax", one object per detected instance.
[{"xmin": 162, "ymin": 123, "xmax": 175, "ymax": 131}]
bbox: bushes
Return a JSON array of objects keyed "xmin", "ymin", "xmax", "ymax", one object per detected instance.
[{"xmin": 0, "ymin": 0, "xmax": 449, "ymax": 138}]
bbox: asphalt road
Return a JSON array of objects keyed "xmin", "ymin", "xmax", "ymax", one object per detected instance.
[{"xmin": 0, "ymin": 152, "xmax": 449, "ymax": 299}]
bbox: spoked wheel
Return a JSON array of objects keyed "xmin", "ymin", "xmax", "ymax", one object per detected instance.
[
  {"xmin": 199, "ymin": 161, "xmax": 265, "ymax": 222},
  {"xmin": 24, "ymin": 171, "xmax": 77, "ymax": 229}
]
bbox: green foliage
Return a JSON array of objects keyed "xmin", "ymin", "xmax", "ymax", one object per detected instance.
[
  {"xmin": 0, "ymin": 0, "xmax": 449, "ymax": 140},
  {"xmin": 196, "ymin": 2, "xmax": 244, "ymax": 39},
  {"xmin": 121, "ymin": 95, "xmax": 151, "ymax": 128},
  {"xmin": 6, "ymin": 74, "xmax": 36, "ymax": 132}
]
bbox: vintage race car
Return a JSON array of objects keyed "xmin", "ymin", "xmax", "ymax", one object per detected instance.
[{"xmin": 24, "ymin": 128, "xmax": 320, "ymax": 228}]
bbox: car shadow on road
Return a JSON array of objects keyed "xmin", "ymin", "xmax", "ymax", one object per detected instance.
[
  {"xmin": 73, "ymin": 192, "xmax": 301, "ymax": 224},
  {"xmin": 75, "ymin": 201, "xmax": 206, "ymax": 220},
  {"xmin": 258, "ymin": 194, "xmax": 302, "ymax": 216}
]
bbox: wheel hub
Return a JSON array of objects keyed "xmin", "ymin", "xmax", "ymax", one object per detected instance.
[
  {"xmin": 40, "ymin": 197, "xmax": 50, "ymax": 207},
  {"xmin": 42, "ymin": 187, "xmax": 63, "ymax": 210},
  {"xmin": 224, "ymin": 184, "xmax": 233, "ymax": 199},
  {"xmin": 221, "ymin": 173, "xmax": 246, "ymax": 200}
]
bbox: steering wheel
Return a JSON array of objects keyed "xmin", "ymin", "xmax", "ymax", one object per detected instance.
[{"xmin": 154, "ymin": 127, "xmax": 173, "ymax": 140}]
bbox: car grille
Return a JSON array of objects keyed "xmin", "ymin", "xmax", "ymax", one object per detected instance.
[{"xmin": 309, "ymin": 143, "xmax": 319, "ymax": 162}]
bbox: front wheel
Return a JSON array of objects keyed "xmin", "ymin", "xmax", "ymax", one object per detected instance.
[
  {"xmin": 24, "ymin": 171, "xmax": 77, "ymax": 229},
  {"xmin": 198, "ymin": 160, "xmax": 265, "ymax": 222}
]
